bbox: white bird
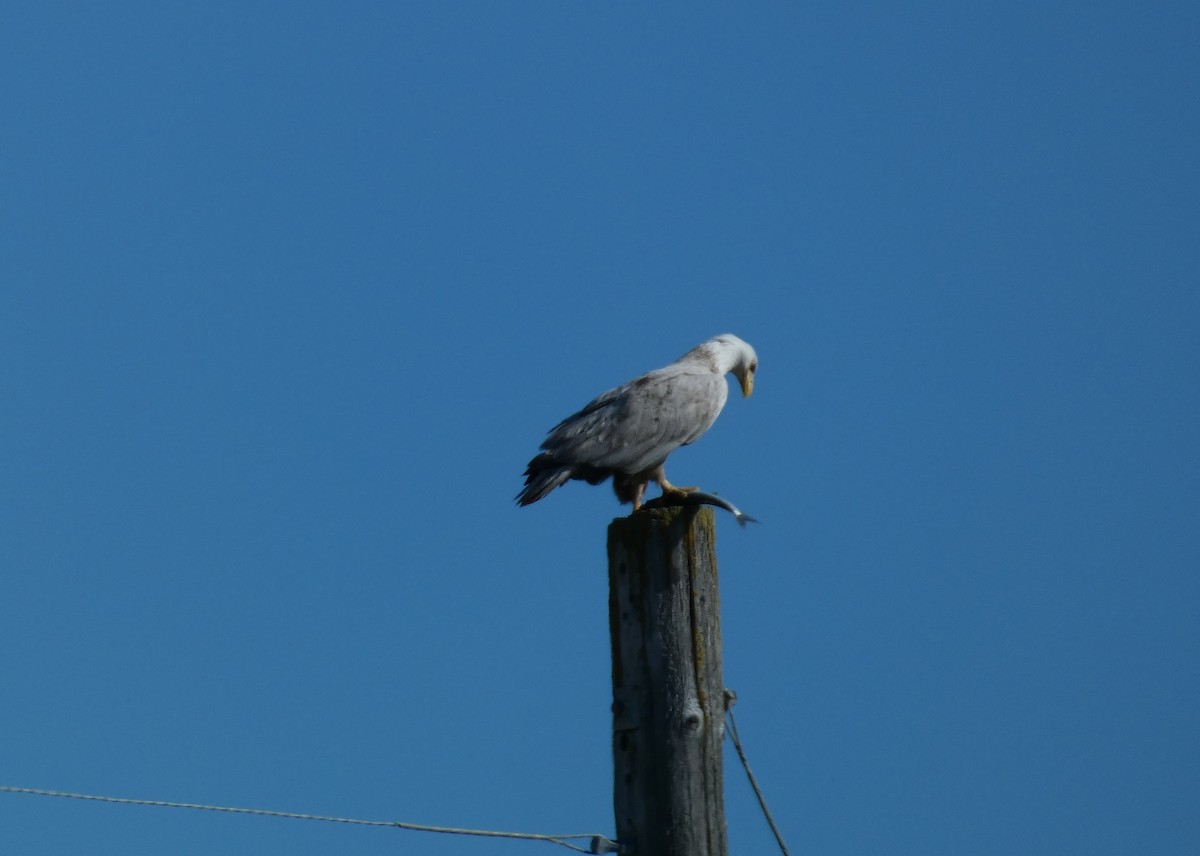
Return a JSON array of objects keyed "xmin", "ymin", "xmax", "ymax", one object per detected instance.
[{"xmin": 517, "ymin": 334, "xmax": 758, "ymax": 510}]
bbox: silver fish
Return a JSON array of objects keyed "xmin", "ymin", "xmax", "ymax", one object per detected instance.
[{"xmin": 643, "ymin": 490, "xmax": 759, "ymax": 527}]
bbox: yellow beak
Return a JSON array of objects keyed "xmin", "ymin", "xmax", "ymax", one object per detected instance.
[{"xmin": 739, "ymin": 373, "xmax": 754, "ymax": 397}]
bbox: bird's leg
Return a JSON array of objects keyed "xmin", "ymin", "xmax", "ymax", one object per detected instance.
[
  {"xmin": 655, "ymin": 467, "xmax": 698, "ymax": 499},
  {"xmin": 631, "ymin": 481, "xmax": 647, "ymax": 511}
]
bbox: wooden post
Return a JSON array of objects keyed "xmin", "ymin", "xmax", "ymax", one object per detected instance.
[{"xmin": 607, "ymin": 506, "xmax": 728, "ymax": 856}]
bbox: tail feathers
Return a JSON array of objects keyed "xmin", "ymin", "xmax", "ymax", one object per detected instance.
[
  {"xmin": 516, "ymin": 456, "xmax": 615, "ymax": 506},
  {"xmin": 516, "ymin": 464, "xmax": 574, "ymax": 506}
]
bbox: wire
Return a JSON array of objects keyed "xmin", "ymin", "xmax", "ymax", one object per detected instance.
[
  {"xmin": 6, "ymin": 706, "xmax": 785, "ymax": 856},
  {"xmin": 0, "ymin": 785, "xmax": 618, "ymax": 854},
  {"xmin": 726, "ymin": 706, "xmax": 791, "ymax": 856}
]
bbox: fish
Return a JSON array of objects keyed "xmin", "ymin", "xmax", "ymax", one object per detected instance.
[{"xmin": 642, "ymin": 490, "xmax": 759, "ymax": 527}]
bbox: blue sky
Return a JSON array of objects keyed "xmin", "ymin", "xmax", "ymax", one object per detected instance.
[{"xmin": 2, "ymin": 2, "xmax": 1197, "ymax": 854}]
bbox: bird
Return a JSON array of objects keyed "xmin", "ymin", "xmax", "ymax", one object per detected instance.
[{"xmin": 516, "ymin": 334, "xmax": 758, "ymax": 511}]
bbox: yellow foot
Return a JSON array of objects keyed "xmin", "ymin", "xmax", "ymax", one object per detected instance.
[{"xmin": 659, "ymin": 484, "xmax": 698, "ymax": 498}]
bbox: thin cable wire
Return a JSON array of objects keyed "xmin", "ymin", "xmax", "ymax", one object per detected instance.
[
  {"xmin": 726, "ymin": 708, "xmax": 791, "ymax": 856},
  {"xmin": 0, "ymin": 785, "xmax": 617, "ymax": 854}
]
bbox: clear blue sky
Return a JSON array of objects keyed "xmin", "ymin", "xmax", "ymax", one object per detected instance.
[{"xmin": 2, "ymin": 3, "xmax": 1197, "ymax": 854}]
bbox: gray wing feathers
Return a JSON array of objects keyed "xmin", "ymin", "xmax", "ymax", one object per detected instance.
[{"xmin": 541, "ymin": 367, "xmax": 727, "ymax": 473}]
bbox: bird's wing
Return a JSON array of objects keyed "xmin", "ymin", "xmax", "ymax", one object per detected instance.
[{"xmin": 540, "ymin": 366, "xmax": 727, "ymax": 473}]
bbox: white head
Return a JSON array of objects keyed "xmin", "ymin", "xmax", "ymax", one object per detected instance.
[{"xmin": 700, "ymin": 334, "xmax": 758, "ymax": 397}]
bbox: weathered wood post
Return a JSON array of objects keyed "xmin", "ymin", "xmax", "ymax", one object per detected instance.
[{"xmin": 607, "ymin": 506, "xmax": 727, "ymax": 856}]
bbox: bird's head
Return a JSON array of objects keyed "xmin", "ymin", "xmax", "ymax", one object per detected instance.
[{"xmin": 708, "ymin": 334, "xmax": 758, "ymax": 398}]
